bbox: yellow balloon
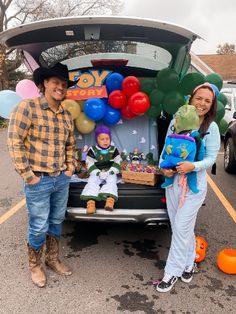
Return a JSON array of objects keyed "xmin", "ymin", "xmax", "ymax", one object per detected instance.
[
  {"xmin": 75, "ymin": 112, "xmax": 95, "ymax": 134},
  {"xmin": 62, "ymin": 99, "xmax": 81, "ymax": 119},
  {"xmin": 76, "ymin": 100, "xmax": 84, "ymax": 111}
]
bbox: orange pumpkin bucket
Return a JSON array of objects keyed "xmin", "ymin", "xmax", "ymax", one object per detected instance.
[
  {"xmin": 217, "ymin": 248, "xmax": 236, "ymax": 274},
  {"xmin": 195, "ymin": 236, "xmax": 208, "ymax": 263}
]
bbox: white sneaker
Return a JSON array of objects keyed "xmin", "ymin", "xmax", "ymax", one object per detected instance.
[
  {"xmin": 156, "ymin": 274, "xmax": 178, "ymax": 293},
  {"xmin": 181, "ymin": 263, "xmax": 198, "ymax": 283}
]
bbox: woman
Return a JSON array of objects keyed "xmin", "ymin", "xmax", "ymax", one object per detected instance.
[{"xmin": 156, "ymin": 82, "xmax": 221, "ymax": 293}]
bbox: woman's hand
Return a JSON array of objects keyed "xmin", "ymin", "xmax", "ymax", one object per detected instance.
[
  {"xmin": 161, "ymin": 168, "xmax": 175, "ymax": 178},
  {"xmin": 176, "ymin": 162, "xmax": 195, "ymax": 175}
]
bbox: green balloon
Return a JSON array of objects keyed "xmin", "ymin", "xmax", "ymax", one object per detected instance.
[
  {"xmin": 206, "ymin": 73, "xmax": 223, "ymax": 91},
  {"xmin": 215, "ymin": 101, "xmax": 225, "ymax": 122},
  {"xmin": 218, "ymin": 118, "xmax": 228, "ymax": 135},
  {"xmin": 162, "ymin": 90, "xmax": 185, "ymax": 115},
  {"xmin": 146, "ymin": 104, "xmax": 162, "ymax": 118},
  {"xmin": 217, "ymin": 93, "xmax": 228, "ymax": 107},
  {"xmin": 156, "ymin": 68, "xmax": 179, "ymax": 92},
  {"xmin": 140, "ymin": 79, "xmax": 156, "ymax": 95},
  {"xmin": 149, "ymin": 89, "xmax": 164, "ymax": 106},
  {"xmin": 179, "ymin": 72, "xmax": 205, "ymax": 96}
]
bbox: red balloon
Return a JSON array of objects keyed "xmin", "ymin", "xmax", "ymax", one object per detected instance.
[
  {"xmin": 128, "ymin": 92, "xmax": 150, "ymax": 115},
  {"xmin": 121, "ymin": 105, "xmax": 137, "ymax": 120},
  {"xmin": 122, "ymin": 76, "xmax": 140, "ymax": 97},
  {"xmin": 108, "ymin": 90, "xmax": 127, "ymax": 109}
]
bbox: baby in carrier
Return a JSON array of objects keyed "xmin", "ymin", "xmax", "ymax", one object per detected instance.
[{"xmin": 160, "ymin": 104, "xmax": 205, "ymax": 194}]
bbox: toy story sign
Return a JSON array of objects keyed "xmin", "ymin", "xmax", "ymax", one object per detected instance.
[{"xmin": 67, "ymin": 70, "xmax": 111, "ymax": 100}]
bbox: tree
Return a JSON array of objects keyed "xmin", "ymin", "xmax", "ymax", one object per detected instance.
[
  {"xmin": 0, "ymin": 0, "xmax": 124, "ymax": 89},
  {"xmin": 0, "ymin": 0, "xmax": 48, "ymax": 89},
  {"xmin": 216, "ymin": 43, "xmax": 236, "ymax": 55}
]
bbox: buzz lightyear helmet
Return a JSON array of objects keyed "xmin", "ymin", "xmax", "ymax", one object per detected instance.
[
  {"xmin": 175, "ymin": 104, "xmax": 200, "ymax": 133},
  {"xmin": 94, "ymin": 125, "xmax": 111, "ymax": 143}
]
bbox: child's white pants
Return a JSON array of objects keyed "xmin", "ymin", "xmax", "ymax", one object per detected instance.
[{"xmin": 81, "ymin": 173, "xmax": 118, "ymax": 199}]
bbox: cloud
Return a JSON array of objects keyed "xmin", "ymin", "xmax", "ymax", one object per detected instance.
[
  {"xmin": 122, "ymin": 0, "xmax": 192, "ymax": 22},
  {"xmin": 121, "ymin": 0, "xmax": 236, "ymax": 54}
]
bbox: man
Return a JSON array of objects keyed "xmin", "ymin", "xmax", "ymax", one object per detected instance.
[{"xmin": 8, "ymin": 63, "xmax": 78, "ymax": 288}]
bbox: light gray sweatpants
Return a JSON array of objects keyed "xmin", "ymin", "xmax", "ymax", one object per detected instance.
[{"xmin": 164, "ymin": 170, "xmax": 207, "ymax": 277}]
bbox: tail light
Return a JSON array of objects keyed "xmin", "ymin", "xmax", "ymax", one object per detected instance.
[{"xmin": 161, "ymin": 197, "xmax": 166, "ymax": 204}]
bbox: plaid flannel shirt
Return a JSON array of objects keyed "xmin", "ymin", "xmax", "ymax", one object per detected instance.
[{"xmin": 8, "ymin": 96, "xmax": 76, "ymax": 182}]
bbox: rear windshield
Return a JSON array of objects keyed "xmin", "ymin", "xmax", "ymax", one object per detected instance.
[{"xmin": 40, "ymin": 40, "xmax": 172, "ymax": 71}]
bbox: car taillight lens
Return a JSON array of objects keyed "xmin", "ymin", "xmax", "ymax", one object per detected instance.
[{"xmin": 161, "ymin": 197, "xmax": 166, "ymax": 203}]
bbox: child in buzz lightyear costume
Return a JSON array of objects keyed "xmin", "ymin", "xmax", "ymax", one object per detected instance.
[
  {"xmin": 160, "ymin": 104, "xmax": 205, "ymax": 194},
  {"xmin": 80, "ymin": 125, "xmax": 122, "ymax": 214}
]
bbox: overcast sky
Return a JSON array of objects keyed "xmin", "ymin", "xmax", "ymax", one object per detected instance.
[{"xmin": 120, "ymin": 0, "xmax": 236, "ymax": 55}]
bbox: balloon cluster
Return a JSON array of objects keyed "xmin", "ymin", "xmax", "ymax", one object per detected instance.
[
  {"xmin": 0, "ymin": 79, "xmax": 40, "ymax": 119},
  {"xmin": 70, "ymin": 73, "xmax": 151, "ymax": 134},
  {"xmin": 140, "ymin": 68, "xmax": 227, "ymax": 131},
  {"xmin": 107, "ymin": 73, "xmax": 150, "ymax": 120}
]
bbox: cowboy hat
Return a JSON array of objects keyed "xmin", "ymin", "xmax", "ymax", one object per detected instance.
[{"xmin": 33, "ymin": 62, "xmax": 78, "ymax": 88}]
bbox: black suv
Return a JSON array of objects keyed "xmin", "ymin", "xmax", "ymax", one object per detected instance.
[
  {"xmin": 0, "ymin": 16, "xmax": 200, "ymax": 224},
  {"xmin": 224, "ymin": 112, "xmax": 236, "ymax": 174}
]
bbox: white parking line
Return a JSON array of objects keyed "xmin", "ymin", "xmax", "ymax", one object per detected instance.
[
  {"xmin": 207, "ymin": 174, "xmax": 236, "ymax": 223},
  {"xmin": 0, "ymin": 198, "xmax": 26, "ymax": 224}
]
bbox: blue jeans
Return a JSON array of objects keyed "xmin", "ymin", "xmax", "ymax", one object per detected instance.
[{"xmin": 24, "ymin": 173, "xmax": 70, "ymax": 250}]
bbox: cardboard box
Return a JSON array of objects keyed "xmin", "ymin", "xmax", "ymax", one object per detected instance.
[{"xmin": 121, "ymin": 170, "xmax": 158, "ymax": 186}]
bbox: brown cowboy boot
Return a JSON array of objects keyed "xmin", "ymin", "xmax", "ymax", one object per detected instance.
[
  {"xmin": 27, "ymin": 244, "xmax": 47, "ymax": 288},
  {"xmin": 45, "ymin": 235, "xmax": 72, "ymax": 276},
  {"xmin": 86, "ymin": 200, "xmax": 96, "ymax": 214},
  {"xmin": 105, "ymin": 197, "xmax": 115, "ymax": 211}
]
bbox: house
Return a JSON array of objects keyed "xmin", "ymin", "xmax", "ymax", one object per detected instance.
[{"xmin": 196, "ymin": 54, "xmax": 236, "ymax": 87}]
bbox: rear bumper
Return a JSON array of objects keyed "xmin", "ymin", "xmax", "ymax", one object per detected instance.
[
  {"xmin": 66, "ymin": 207, "xmax": 168, "ymax": 223},
  {"xmin": 67, "ymin": 180, "xmax": 168, "ymax": 223}
]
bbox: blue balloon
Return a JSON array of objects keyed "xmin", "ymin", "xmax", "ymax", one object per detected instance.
[
  {"xmin": 101, "ymin": 97, "xmax": 109, "ymax": 105},
  {"xmin": 103, "ymin": 104, "xmax": 121, "ymax": 125},
  {"xmin": 84, "ymin": 98, "xmax": 106, "ymax": 121},
  {"xmin": 210, "ymin": 83, "xmax": 220, "ymax": 97},
  {"xmin": 0, "ymin": 90, "xmax": 22, "ymax": 119},
  {"xmin": 106, "ymin": 72, "xmax": 124, "ymax": 94}
]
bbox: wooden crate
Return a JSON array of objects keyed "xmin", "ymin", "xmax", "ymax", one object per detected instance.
[{"xmin": 121, "ymin": 170, "xmax": 158, "ymax": 186}]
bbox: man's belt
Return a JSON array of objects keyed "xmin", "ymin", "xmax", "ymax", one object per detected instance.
[{"xmin": 34, "ymin": 171, "xmax": 62, "ymax": 177}]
